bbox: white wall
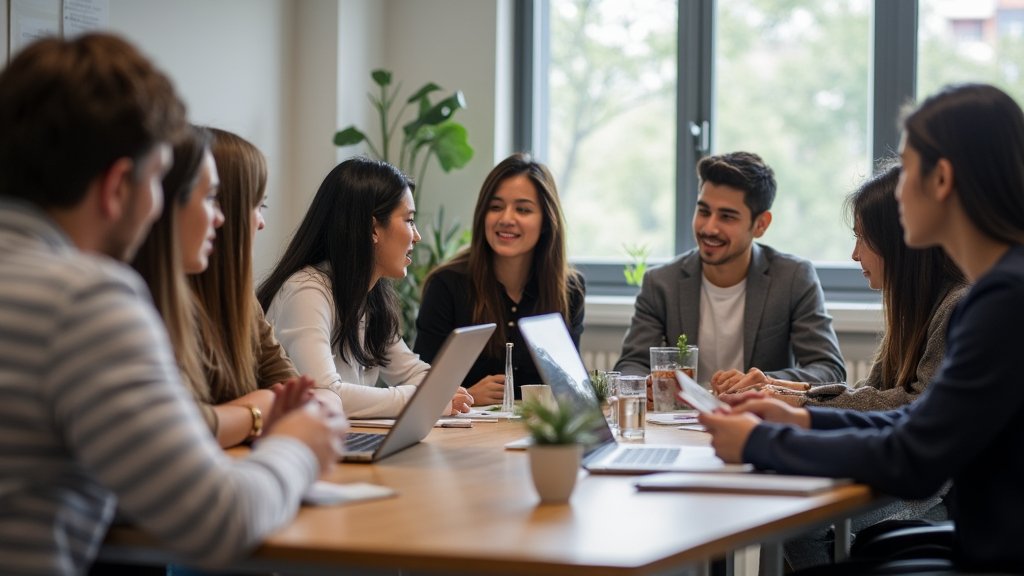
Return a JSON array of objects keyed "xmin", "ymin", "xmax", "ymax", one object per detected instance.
[
  {"xmin": 338, "ymin": 0, "xmax": 384, "ymax": 168},
  {"xmin": 334, "ymin": 0, "xmax": 506, "ymax": 233},
  {"xmin": 106, "ymin": 0, "xmax": 508, "ymax": 278},
  {"xmin": 107, "ymin": 0, "xmax": 300, "ymax": 277},
  {"xmin": 282, "ymin": 0, "xmax": 342, "ymax": 279}
]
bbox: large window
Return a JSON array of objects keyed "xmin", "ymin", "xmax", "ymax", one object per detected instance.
[
  {"xmin": 523, "ymin": 0, "xmax": 1022, "ymax": 297},
  {"xmin": 544, "ymin": 0, "xmax": 678, "ymax": 261},
  {"xmin": 918, "ymin": 0, "xmax": 1024, "ymax": 103},
  {"xmin": 714, "ymin": 0, "xmax": 871, "ymax": 263},
  {"xmin": 519, "ymin": 0, "xmax": 937, "ymax": 299}
]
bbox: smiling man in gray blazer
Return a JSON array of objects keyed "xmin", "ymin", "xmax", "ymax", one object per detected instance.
[{"xmin": 615, "ymin": 152, "xmax": 845, "ymax": 387}]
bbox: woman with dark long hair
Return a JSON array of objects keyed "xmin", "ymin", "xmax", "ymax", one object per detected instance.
[
  {"xmin": 414, "ymin": 153, "xmax": 585, "ymax": 404},
  {"xmin": 701, "ymin": 83, "xmax": 1024, "ymax": 573},
  {"xmin": 258, "ymin": 157, "xmax": 471, "ymax": 418},
  {"xmin": 714, "ymin": 164, "xmax": 967, "ymax": 412},
  {"xmin": 730, "ymin": 164, "xmax": 968, "ymax": 569}
]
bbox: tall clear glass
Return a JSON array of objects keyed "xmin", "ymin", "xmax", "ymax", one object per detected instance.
[
  {"xmin": 605, "ymin": 371, "xmax": 621, "ymax": 433},
  {"xmin": 502, "ymin": 342, "xmax": 515, "ymax": 416}
]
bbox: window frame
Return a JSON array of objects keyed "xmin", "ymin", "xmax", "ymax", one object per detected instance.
[{"xmin": 514, "ymin": 0, "xmax": 918, "ymax": 303}]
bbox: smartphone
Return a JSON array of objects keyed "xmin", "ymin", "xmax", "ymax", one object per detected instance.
[{"xmin": 675, "ymin": 370, "xmax": 728, "ymax": 413}]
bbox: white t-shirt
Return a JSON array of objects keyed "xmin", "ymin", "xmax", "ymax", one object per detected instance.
[{"xmin": 698, "ymin": 275, "xmax": 746, "ymax": 383}]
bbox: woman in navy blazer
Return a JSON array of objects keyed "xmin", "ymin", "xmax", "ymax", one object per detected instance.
[{"xmin": 701, "ymin": 83, "xmax": 1024, "ymax": 573}]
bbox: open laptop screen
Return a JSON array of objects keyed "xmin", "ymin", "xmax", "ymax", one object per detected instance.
[{"xmin": 518, "ymin": 313, "xmax": 616, "ymax": 454}]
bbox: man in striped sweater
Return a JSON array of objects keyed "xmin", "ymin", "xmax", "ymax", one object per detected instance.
[{"xmin": 0, "ymin": 34, "xmax": 340, "ymax": 575}]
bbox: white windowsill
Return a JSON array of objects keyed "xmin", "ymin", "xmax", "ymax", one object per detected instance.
[{"xmin": 584, "ymin": 295, "xmax": 883, "ymax": 334}]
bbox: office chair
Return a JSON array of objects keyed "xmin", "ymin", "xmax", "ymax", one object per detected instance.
[{"xmin": 850, "ymin": 520, "xmax": 955, "ymax": 562}]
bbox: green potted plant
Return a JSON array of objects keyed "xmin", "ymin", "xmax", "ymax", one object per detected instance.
[
  {"xmin": 334, "ymin": 69, "xmax": 474, "ymax": 342},
  {"xmin": 589, "ymin": 369, "xmax": 619, "ymax": 425},
  {"xmin": 520, "ymin": 396, "xmax": 601, "ymax": 503},
  {"xmin": 623, "ymin": 243, "xmax": 650, "ymax": 287}
]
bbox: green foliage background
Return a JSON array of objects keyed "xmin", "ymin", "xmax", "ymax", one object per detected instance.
[{"xmin": 547, "ymin": 0, "xmax": 1024, "ymax": 264}]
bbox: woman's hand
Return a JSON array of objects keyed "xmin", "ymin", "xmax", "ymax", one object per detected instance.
[
  {"xmin": 729, "ymin": 397, "xmax": 811, "ymax": 428},
  {"xmin": 698, "ymin": 411, "xmax": 760, "ymax": 463},
  {"xmin": 268, "ymin": 400, "xmax": 348, "ymax": 477},
  {"xmin": 216, "ymin": 377, "xmax": 318, "ymax": 449},
  {"xmin": 711, "ymin": 368, "xmax": 770, "ymax": 394},
  {"xmin": 719, "ymin": 386, "xmax": 806, "ymax": 408},
  {"xmin": 711, "ymin": 367, "xmax": 810, "ymax": 396},
  {"xmin": 443, "ymin": 387, "xmax": 475, "ymax": 416},
  {"xmin": 265, "ymin": 375, "xmax": 317, "ymax": 429},
  {"xmin": 466, "ymin": 374, "xmax": 506, "ymax": 405}
]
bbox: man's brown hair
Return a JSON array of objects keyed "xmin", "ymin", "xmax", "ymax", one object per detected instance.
[{"xmin": 0, "ymin": 33, "xmax": 186, "ymax": 207}]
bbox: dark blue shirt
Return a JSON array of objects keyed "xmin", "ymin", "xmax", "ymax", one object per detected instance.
[{"xmin": 744, "ymin": 245, "xmax": 1024, "ymax": 572}]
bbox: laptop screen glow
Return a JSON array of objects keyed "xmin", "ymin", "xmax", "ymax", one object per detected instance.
[{"xmin": 518, "ymin": 313, "xmax": 616, "ymax": 453}]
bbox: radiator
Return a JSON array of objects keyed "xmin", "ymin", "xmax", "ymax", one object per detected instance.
[
  {"xmin": 581, "ymin": 350, "xmax": 620, "ymax": 373},
  {"xmin": 582, "ymin": 350, "xmax": 875, "ymax": 384},
  {"xmin": 846, "ymin": 359, "xmax": 873, "ymax": 384}
]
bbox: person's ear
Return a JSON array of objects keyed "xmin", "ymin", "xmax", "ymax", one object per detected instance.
[
  {"xmin": 932, "ymin": 158, "xmax": 955, "ymax": 203},
  {"xmin": 752, "ymin": 210, "xmax": 772, "ymax": 238},
  {"xmin": 95, "ymin": 158, "xmax": 136, "ymax": 221}
]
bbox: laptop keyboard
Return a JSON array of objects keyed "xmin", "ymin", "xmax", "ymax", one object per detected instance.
[
  {"xmin": 344, "ymin": 432, "xmax": 385, "ymax": 453},
  {"xmin": 613, "ymin": 446, "xmax": 681, "ymax": 466}
]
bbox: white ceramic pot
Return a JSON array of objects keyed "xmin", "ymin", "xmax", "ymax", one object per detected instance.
[{"xmin": 528, "ymin": 443, "xmax": 584, "ymax": 504}]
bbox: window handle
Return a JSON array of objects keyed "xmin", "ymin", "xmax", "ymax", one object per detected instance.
[{"xmin": 689, "ymin": 120, "xmax": 710, "ymax": 154}]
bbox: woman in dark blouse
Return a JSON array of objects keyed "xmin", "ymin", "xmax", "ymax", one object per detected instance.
[{"xmin": 415, "ymin": 153, "xmax": 585, "ymax": 403}]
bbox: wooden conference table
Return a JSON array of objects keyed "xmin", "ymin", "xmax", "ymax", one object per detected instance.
[{"xmin": 100, "ymin": 419, "xmax": 880, "ymax": 576}]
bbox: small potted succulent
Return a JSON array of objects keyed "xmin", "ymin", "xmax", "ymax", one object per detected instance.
[
  {"xmin": 521, "ymin": 396, "xmax": 601, "ymax": 503},
  {"xmin": 589, "ymin": 369, "xmax": 620, "ymax": 426}
]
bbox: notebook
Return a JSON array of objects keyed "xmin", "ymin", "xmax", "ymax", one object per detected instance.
[
  {"xmin": 340, "ymin": 323, "xmax": 495, "ymax": 462},
  {"xmin": 517, "ymin": 313, "xmax": 751, "ymax": 474},
  {"xmin": 635, "ymin": 472, "xmax": 851, "ymax": 496}
]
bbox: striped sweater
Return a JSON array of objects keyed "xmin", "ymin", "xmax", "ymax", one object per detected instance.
[{"xmin": 0, "ymin": 200, "xmax": 318, "ymax": 575}]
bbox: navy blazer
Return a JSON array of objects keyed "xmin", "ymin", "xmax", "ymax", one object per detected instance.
[{"xmin": 743, "ymin": 245, "xmax": 1024, "ymax": 573}]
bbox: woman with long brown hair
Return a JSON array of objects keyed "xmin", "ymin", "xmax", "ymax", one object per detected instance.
[
  {"xmin": 415, "ymin": 153, "xmax": 585, "ymax": 404},
  {"xmin": 134, "ymin": 126, "xmax": 319, "ymax": 449},
  {"xmin": 130, "ymin": 125, "xmax": 221, "ymax": 430},
  {"xmin": 187, "ymin": 128, "xmax": 338, "ymax": 448},
  {"xmin": 258, "ymin": 157, "xmax": 472, "ymax": 418}
]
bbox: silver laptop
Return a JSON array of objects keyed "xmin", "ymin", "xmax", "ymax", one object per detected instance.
[
  {"xmin": 341, "ymin": 323, "xmax": 495, "ymax": 462},
  {"xmin": 518, "ymin": 313, "xmax": 750, "ymax": 474}
]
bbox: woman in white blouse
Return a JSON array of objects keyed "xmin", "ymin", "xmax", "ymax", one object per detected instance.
[{"xmin": 257, "ymin": 157, "xmax": 472, "ymax": 418}]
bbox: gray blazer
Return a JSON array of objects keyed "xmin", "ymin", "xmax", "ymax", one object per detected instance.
[{"xmin": 614, "ymin": 243, "xmax": 845, "ymax": 383}]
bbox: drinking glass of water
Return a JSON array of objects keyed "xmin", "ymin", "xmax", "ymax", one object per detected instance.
[{"xmin": 616, "ymin": 375, "xmax": 647, "ymax": 440}]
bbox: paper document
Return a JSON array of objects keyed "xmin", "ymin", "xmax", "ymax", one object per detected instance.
[
  {"xmin": 647, "ymin": 411, "xmax": 699, "ymax": 425},
  {"xmin": 635, "ymin": 472, "xmax": 852, "ymax": 496},
  {"xmin": 449, "ymin": 407, "xmax": 520, "ymax": 421},
  {"xmin": 349, "ymin": 418, "xmax": 473, "ymax": 428},
  {"xmin": 302, "ymin": 481, "xmax": 397, "ymax": 506}
]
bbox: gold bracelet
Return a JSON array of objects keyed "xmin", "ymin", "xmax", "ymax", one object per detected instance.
[{"xmin": 246, "ymin": 404, "xmax": 264, "ymax": 439}]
